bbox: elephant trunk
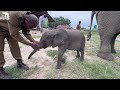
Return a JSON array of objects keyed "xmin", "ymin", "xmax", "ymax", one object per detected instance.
[
  {"xmin": 28, "ymin": 49, "xmax": 37, "ymax": 59},
  {"xmin": 28, "ymin": 42, "xmax": 41, "ymax": 59},
  {"xmin": 87, "ymin": 11, "xmax": 95, "ymax": 41}
]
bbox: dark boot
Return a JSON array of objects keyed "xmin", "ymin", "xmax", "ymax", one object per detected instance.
[
  {"xmin": 16, "ymin": 59, "xmax": 29, "ymax": 70},
  {"xmin": 0, "ymin": 67, "xmax": 12, "ymax": 79}
]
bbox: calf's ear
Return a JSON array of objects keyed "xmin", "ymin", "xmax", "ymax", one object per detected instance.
[{"xmin": 52, "ymin": 30, "xmax": 66, "ymax": 47}]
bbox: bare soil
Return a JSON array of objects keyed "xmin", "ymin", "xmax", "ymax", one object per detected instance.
[
  {"xmin": 4, "ymin": 30, "xmax": 75, "ymax": 79},
  {"xmin": 4, "ymin": 30, "xmax": 120, "ymax": 79}
]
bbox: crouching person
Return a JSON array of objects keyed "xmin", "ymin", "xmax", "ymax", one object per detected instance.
[{"xmin": 0, "ymin": 11, "xmax": 39, "ymax": 79}]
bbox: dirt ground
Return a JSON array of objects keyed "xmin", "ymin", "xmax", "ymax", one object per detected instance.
[
  {"xmin": 4, "ymin": 30, "xmax": 76, "ymax": 79},
  {"xmin": 4, "ymin": 30, "xmax": 120, "ymax": 79}
]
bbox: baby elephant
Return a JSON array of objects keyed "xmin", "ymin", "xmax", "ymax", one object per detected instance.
[{"xmin": 28, "ymin": 29, "xmax": 85, "ymax": 69}]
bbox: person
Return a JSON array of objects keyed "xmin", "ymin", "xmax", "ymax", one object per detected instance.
[
  {"xmin": 39, "ymin": 12, "xmax": 49, "ymax": 33},
  {"xmin": 76, "ymin": 21, "xmax": 81, "ymax": 30},
  {"xmin": 0, "ymin": 11, "xmax": 39, "ymax": 79},
  {"xmin": 43, "ymin": 14, "xmax": 49, "ymax": 28}
]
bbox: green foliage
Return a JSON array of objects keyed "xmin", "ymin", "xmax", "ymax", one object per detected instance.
[
  {"xmin": 49, "ymin": 16, "xmax": 71, "ymax": 28},
  {"xmin": 5, "ymin": 30, "xmax": 120, "ymax": 79},
  {"xmin": 45, "ymin": 31, "xmax": 120, "ymax": 79},
  {"xmin": 82, "ymin": 61, "xmax": 120, "ymax": 79},
  {"xmin": 49, "ymin": 22, "xmax": 55, "ymax": 29},
  {"xmin": 46, "ymin": 50, "xmax": 58, "ymax": 58},
  {"xmin": 6, "ymin": 65, "xmax": 38, "ymax": 79}
]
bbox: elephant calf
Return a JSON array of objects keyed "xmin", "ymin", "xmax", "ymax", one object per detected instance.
[{"xmin": 28, "ymin": 29, "xmax": 85, "ymax": 69}]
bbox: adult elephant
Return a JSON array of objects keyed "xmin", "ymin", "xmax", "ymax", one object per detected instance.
[{"xmin": 87, "ymin": 11, "xmax": 120, "ymax": 60}]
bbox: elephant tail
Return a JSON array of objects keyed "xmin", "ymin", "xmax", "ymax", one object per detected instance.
[
  {"xmin": 28, "ymin": 49, "xmax": 38, "ymax": 59},
  {"xmin": 87, "ymin": 11, "xmax": 95, "ymax": 41}
]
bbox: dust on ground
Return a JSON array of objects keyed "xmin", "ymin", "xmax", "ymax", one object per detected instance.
[
  {"xmin": 4, "ymin": 30, "xmax": 120, "ymax": 79},
  {"xmin": 4, "ymin": 30, "xmax": 78, "ymax": 79}
]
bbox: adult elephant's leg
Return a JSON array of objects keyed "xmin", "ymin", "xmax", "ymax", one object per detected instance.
[
  {"xmin": 111, "ymin": 33, "xmax": 120, "ymax": 54},
  {"xmin": 97, "ymin": 34, "xmax": 114, "ymax": 60}
]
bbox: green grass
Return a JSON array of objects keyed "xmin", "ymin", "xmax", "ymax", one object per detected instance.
[
  {"xmin": 5, "ymin": 30, "xmax": 120, "ymax": 79},
  {"xmin": 82, "ymin": 61, "xmax": 120, "ymax": 79},
  {"xmin": 46, "ymin": 58, "xmax": 120, "ymax": 79},
  {"xmin": 5, "ymin": 65, "xmax": 39, "ymax": 79},
  {"xmin": 45, "ymin": 60, "xmax": 89, "ymax": 79},
  {"xmin": 84, "ymin": 31, "xmax": 100, "ymax": 56},
  {"xmin": 45, "ymin": 30, "xmax": 120, "ymax": 79},
  {"xmin": 117, "ymin": 35, "xmax": 120, "ymax": 38},
  {"xmin": 46, "ymin": 50, "xmax": 58, "ymax": 58},
  {"xmin": 32, "ymin": 36, "xmax": 41, "ymax": 39}
]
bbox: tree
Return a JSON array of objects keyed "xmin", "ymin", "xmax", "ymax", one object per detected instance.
[{"xmin": 49, "ymin": 16, "xmax": 71, "ymax": 28}]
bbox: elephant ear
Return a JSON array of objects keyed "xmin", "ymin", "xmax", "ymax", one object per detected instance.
[{"xmin": 52, "ymin": 29, "xmax": 68, "ymax": 47}]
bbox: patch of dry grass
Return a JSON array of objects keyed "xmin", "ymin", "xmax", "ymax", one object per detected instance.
[
  {"xmin": 45, "ymin": 31, "xmax": 120, "ymax": 79},
  {"xmin": 4, "ymin": 30, "xmax": 120, "ymax": 79}
]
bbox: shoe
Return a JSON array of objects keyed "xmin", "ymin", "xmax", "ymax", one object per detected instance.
[
  {"xmin": 0, "ymin": 67, "xmax": 12, "ymax": 79},
  {"xmin": 17, "ymin": 59, "xmax": 29, "ymax": 70}
]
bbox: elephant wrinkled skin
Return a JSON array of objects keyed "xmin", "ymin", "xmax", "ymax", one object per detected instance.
[
  {"xmin": 28, "ymin": 29, "xmax": 85, "ymax": 69},
  {"xmin": 87, "ymin": 11, "xmax": 120, "ymax": 60}
]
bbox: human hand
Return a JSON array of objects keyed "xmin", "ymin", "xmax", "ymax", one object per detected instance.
[
  {"xmin": 33, "ymin": 41, "xmax": 39, "ymax": 44},
  {"xmin": 30, "ymin": 42, "xmax": 40, "ymax": 50}
]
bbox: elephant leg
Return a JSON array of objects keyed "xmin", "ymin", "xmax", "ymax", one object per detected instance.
[
  {"xmin": 61, "ymin": 57, "xmax": 66, "ymax": 64},
  {"xmin": 111, "ymin": 33, "xmax": 119, "ymax": 54},
  {"xmin": 56, "ymin": 46, "xmax": 67, "ymax": 69},
  {"xmin": 76, "ymin": 50, "xmax": 80, "ymax": 58},
  {"xmin": 80, "ymin": 48, "xmax": 84, "ymax": 61},
  {"xmin": 97, "ymin": 35, "xmax": 114, "ymax": 61}
]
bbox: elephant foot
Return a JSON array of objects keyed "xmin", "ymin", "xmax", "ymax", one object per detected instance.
[
  {"xmin": 111, "ymin": 49, "xmax": 116, "ymax": 54},
  {"xmin": 76, "ymin": 55, "xmax": 80, "ymax": 58},
  {"xmin": 56, "ymin": 62, "xmax": 61, "ymax": 69},
  {"xmin": 56, "ymin": 65, "xmax": 61, "ymax": 69},
  {"xmin": 97, "ymin": 51, "xmax": 114, "ymax": 61},
  {"xmin": 80, "ymin": 57, "xmax": 84, "ymax": 61},
  {"xmin": 61, "ymin": 58, "xmax": 66, "ymax": 64}
]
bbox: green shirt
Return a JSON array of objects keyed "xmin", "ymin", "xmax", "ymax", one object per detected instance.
[{"xmin": 43, "ymin": 18, "xmax": 49, "ymax": 28}]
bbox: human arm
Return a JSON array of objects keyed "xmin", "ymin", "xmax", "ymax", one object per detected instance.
[
  {"xmin": 22, "ymin": 29, "xmax": 36, "ymax": 42},
  {"xmin": 8, "ymin": 22, "xmax": 31, "ymax": 45},
  {"xmin": 8, "ymin": 23, "xmax": 39, "ymax": 50}
]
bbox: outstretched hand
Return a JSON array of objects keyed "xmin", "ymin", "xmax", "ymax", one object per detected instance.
[
  {"xmin": 33, "ymin": 41, "xmax": 39, "ymax": 44},
  {"xmin": 30, "ymin": 42, "xmax": 40, "ymax": 50}
]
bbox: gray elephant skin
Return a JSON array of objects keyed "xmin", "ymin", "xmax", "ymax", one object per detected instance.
[
  {"xmin": 28, "ymin": 29, "xmax": 85, "ymax": 69},
  {"xmin": 87, "ymin": 11, "xmax": 120, "ymax": 60}
]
